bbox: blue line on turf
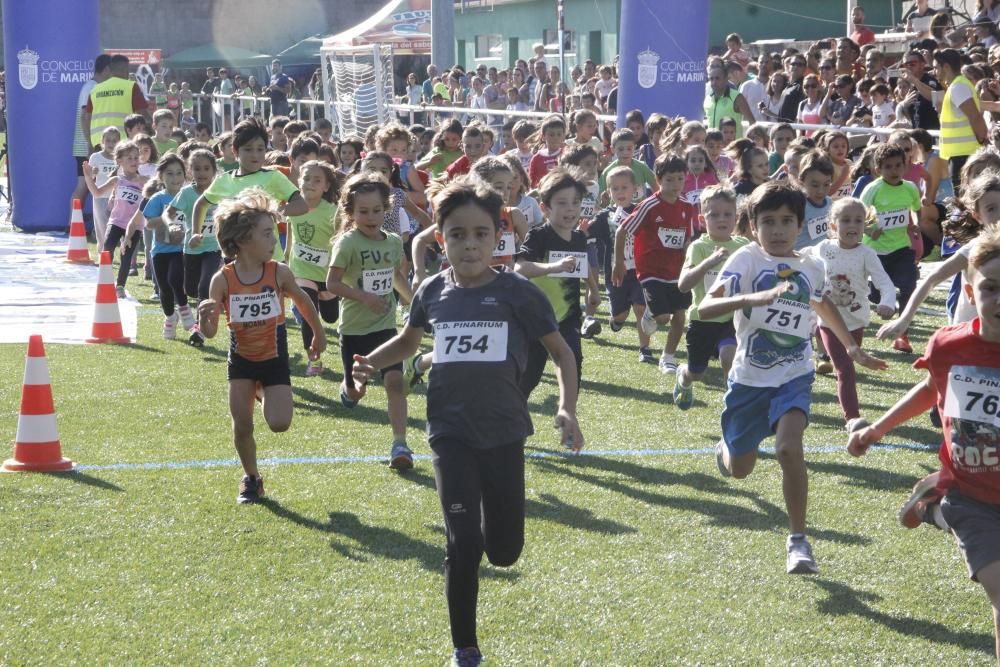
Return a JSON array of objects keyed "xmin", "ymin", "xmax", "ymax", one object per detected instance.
[{"xmin": 73, "ymin": 442, "xmax": 935, "ymax": 472}]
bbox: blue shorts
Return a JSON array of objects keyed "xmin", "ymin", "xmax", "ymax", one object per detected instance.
[
  {"xmin": 608, "ymin": 269, "xmax": 645, "ymax": 317},
  {"xmin": 720, "ymin": 372, "xmax": 814, "ymax": 458}
]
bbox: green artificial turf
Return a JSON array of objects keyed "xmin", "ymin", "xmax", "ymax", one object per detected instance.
[{"xmin": 0, "ymin": 264, "xmax": 994, "ymax": 666}]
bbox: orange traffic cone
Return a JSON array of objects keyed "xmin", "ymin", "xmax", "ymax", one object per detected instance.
[
  {"xmin": 65, "ymin": 199, "xmax": 94, "ymax": 265},
  {"xmin": 86, "ymin": 250, "xmax": 131, "ymax": 344},
  {"xmin": 3, "ymin": 335, "xmax": 74, "ymax": 472}
]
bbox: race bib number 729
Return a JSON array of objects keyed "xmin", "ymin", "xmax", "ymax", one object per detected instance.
[{"xmin": 432, "ymin": 321, "xmax": 509, "ymax": 363}]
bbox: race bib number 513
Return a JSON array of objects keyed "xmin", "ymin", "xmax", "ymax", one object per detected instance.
[
  {"xmin": 432, "ymin": 321, "xmax": 508, "ymax": 363},
  {"xmin": 362, "ymin": 268, "xmax": 394, "ymax": 295}
]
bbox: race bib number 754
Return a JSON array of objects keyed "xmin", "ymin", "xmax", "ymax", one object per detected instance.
[{"xmin": 432, "ymin": 321, "xmax": 508, "ymax": 363}]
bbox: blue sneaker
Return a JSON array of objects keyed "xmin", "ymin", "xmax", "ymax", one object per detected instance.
[
  {"xmin": 450, "ymin": 647, "xmax": 484, "ymax": 667},
  {"xmin": 389, "ymin": 442, "xmax": 414, "ymax": 470},
  {"xmin": 673, "ymin": 369, "xmax": 694, "ymax": 410},
  {"xmin": 340, "ymin": 387, "xmax": 358, "ymax": 408}
]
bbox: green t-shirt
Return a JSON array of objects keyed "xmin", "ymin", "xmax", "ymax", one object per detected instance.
[
  {"xmin": 422, "ymin": 148, "xmax": 463, "ymax": 178},
  {"xmin": 599, "ymin": 158, "xmax": 656, "ymax": 194},
  {"xmin": 154, "ymin": 138, "xmax": 179, "ymax": 156},
  {"xmin": 217, "ymin": 159, "xmax": 239, "ymax": 173},
  {"xmin": 330, "ymin": 228, "xmax": 404, "ymax": 335},
  {"xmin": 170, "ymin": 184, "xmax": 220, "ymax": 255},
  {"xmin": 859, "ymin": 178, "xmax": 921, "ymax": 254},
  {"xmin": 204, "ymin": 168, "xmax": 299, "ymax": 261},
  {"xmin": 288, "ymin": 200, "xmax": 337, "ymax": 282},
  {"xmin": 684, "ymin": 234, "xmax": 750, "ymax": 322}
]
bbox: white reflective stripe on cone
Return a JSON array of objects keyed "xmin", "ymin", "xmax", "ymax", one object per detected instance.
[
  {"xmin": 93, "ymin": 302, "xmax": 123, "ymax": 323},
  {"xmin": 68, "ymin": 237, "xmax": 88, "ymax": 249},
  {"xmin": 15, "ymin": 414, "xmax": 60, "ymax": 443},
  {"xmin": 22, "ymin": 357, "xmax": 51, "ymax": 386},
  {"xmin": 97, "ymin": 264, "xmax": 114, "ymax": 282}
]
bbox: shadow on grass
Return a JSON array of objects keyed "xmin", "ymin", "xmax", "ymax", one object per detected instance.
[
  {"xmin": 531, "ymin": 455, "xmax": 869, "ymax": 545},
  {"xmin": 42, "ymin": 470, "xmax": 125, "ymax": 492},
  {"xmin": 291, "ymin": 386, "xmax": 427, "ymax": 430},
  {"xmin": 810, "ymin": 578, "xmax": 995, "ymax": 656},
  {"xmin": 401, "ymin": 468, "xmax": 636, "ymax": 536},
  {"xmin": 126, "ymin": 343, "xmax": 167, "ymax": 355},
  {"xmin": 805, "ymin": 458, "xmax": 931, "ymax": 492}
]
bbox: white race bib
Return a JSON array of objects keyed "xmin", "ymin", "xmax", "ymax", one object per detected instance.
[
  {"xmin": 748, "ymin": 296, "xmax": 812, "ymax": 339},
  {"xmin": 807, "ymin": 215, "xmax": 829, "ymax": 240},
  {"xmin": 432, "ymin": 321, "xmax": 508, "ymax": 363},
  {"xmin": 548, "ymin": 250, "xmax": 588, "ymax": 279},
  {"xmin": 293, "ymin": 242, "xmax": 331, "ymax": 267},
  {"xmin": 944, "ymin": 367, "xmax": 1000, "ymax": 426},
  {"xmin": 229, "ymin": 292, "xmax": 280, "ymax": 324},
  {"xmin": 878, "ymin": 208, "xmax": 909, "ymax": 230},
  {"xmin": 493, "ymin": 231, "xmax": 516, "ymax": 257},
  {"xmin": 362, "ymin": 267, "xmax": 394, "ymax": 295},
  {"xmin": 624, "ymin": 235, "xmax": 636, "ymax": 270},
  {"xmin": 657, "ymin": 227, "xmax": 686, "ymax": 249},
  {"xmin": 685, "ymin": 189, "xmax": 703, "ymax": 205}
]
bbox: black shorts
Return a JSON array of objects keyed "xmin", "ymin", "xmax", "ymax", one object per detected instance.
[
  {"xmin": 608, "ymin": 269, "xmax": 645, "ymax": 317},
  {"xmin": 227, "ymin": 325, "xmax": 291, "ymax": 387},
  {"xmin": 641, "ymin": 280, "xmax": 691, "ymax": 318},
  {"xmin": 340, "ymin": 328, "xmax": 403, "ymax": 389},
  {"xmin": 75, "ymin": 156, "xmax": 87, "ymax": 177},
  {"xmin": 686, "ymin": 319, "xmax": 736, "ymax": 373}
]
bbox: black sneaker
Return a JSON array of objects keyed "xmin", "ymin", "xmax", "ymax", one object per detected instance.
[
  {"xmin": 610, "ymin": 319, "xmax": 623, "ymax": 332},
  {"xmin": 237, "ymin": 474, "xmax": 264, "ymax": 504}
]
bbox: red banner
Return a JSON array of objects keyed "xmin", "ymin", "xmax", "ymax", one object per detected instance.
[{"xmin": 104, "ymin": 49, "xmax": 162, "ymax": 66}]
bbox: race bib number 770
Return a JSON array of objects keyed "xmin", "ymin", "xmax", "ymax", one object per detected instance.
[{"xmin": 432, "ymin": 321, "xmax": 509, "ymax": 363}]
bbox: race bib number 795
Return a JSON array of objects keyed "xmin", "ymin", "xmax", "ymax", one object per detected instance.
[
  {"xmin": 432, "ymin": 321, "xmax": 509, "ymax": 363},
  {"xmin": 229, "ymin": 292, "xmax": 280, "ymax": 324}
]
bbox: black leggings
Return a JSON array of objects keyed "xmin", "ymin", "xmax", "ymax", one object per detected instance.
[
  {"xmin": 432, "ymin": 438, "xmax": 525, "ymax": 650},
  {"xmin": 870, "ymin": 246, "xmax": 918, "ymax": 317},
  {"xmin": 152, "ymin": 252, "xmax": 187, "ymax": 316},
  {"xmin": 103, "ymin": 226, "xmax": 142, "ymax": 288},
  {"xmin": 519, "ymin": 317, "xmax": 582, "ymax": 399},
  {"xmin": 299, "ymin": 285, "xmax": 340, "ymax": 350},
  {"xmin": 184, "ymin": 251, "xmax": 222, "ymax": 302}
]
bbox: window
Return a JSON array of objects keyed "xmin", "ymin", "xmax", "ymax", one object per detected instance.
[
  {"xmin": 543, "ymin": 28, "xmax": 575, "ymax": 55},
  {"xmin": 475, "ymin": 34, "xmax": 503, "ymax": 60}
]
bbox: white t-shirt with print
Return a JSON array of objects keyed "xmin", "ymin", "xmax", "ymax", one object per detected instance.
[
  {"xmin": 809, "ymin": 239, "xmax": 896, "ymax": 331},
  {"xmin": 710, "ymin": 243, "xmax": 826, "ymax": 387}
]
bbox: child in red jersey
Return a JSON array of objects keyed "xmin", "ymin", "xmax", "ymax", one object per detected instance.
[
  {"xmin": 198, "ymin": 188, "xmax": 326, "ymax": 504},
  {"xmin": 849, "ymin": 226, "xmax": 1000, "ymax": 662},
  {"xmin": 613, "ymin": 153, "xmax": 697, "ymax": 374}
]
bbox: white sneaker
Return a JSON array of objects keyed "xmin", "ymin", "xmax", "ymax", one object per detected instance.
[
  {"xmin": 178, "ymin": 305, "xmax": 196, "ymax": 331},
  {"xmin": 640, "ymin": 310, "xmax": 658, "ymax": 337},
  {"xmin": 580, "ymin": 316, "xmax": 602, "ymax": 338},
  {"xmin": 658, "ymin": 355, "xmax": 677, "ymax": 374},
  {"xmin": 786, "ymin": 535, "xmax": 819, "ymax": 574},
  {"xmin": 162, "ymin": 312, "xmax": 179, "ymax": 340}
]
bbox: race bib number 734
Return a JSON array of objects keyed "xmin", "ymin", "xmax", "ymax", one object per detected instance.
[{"xmin": 432, "ymin": 321, "xmax": 509, "ymax": 363}]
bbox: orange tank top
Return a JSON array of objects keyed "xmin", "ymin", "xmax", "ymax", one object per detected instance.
[
  {"xmin": 490, "ymin": 207, "xmax": 517, "ymax": 267},
  {"xmin": 222, "ymin": 261, "xmax": 286, "ymax": 361}
]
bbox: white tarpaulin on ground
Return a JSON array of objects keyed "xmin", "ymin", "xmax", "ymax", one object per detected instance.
[{"xmin": 0, "ymin": 233, "xmax": 138, "ymax": 344}]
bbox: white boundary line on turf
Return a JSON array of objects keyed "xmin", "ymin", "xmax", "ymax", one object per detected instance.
[{"xmin": 71, "ymin": 443, "xmax": 935, "ymax": 473}]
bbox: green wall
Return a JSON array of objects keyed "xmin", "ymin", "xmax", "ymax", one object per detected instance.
[{"xmin": 454, "ymin": 1, "xmax": 905, "ymax": 66}]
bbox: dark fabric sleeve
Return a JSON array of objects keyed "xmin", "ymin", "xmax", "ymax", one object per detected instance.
[
  {"xmin": 407, "ymin": 278, "xmax": 431, "ymax": 330},
  {"xmin": 517, "ymin": 227, "xmax": 547, "ymax": 262}
]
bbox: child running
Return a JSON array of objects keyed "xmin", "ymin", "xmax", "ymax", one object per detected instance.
[
  {"xmin": 614, "ymin": 154, "xmax": 697, "ymax": 374},
  {"xmin": 326, "ymin": 172, "xmax": 415, "ymax": 469},
  {"xmin": 286, "ymin": 160, "xmax": 342, "ymax": 376},
  {"xmin": 848, "ymin": 226, "xmax": 1000, "ymax": 663},
  {"xmin": 699, "ymin": 181, "xmax": 886, "ymax": 574},
  {"xmin": 673, "ymin": 185, "xmax": 749, "ymax": 408},
  {"xmin": 811, "ymin": 197, "xmax": 896, "ymax": 431},
  {"xmin": 351, "ymin": 177, "xmax": 583, "ymax": 667},
  {"xmin": 197, "ymin": 188, "xmax": 326, "ymax": 504},
  {"xmin": 515, "ymin": 167, "xmax": 595, "ymax": 396}
]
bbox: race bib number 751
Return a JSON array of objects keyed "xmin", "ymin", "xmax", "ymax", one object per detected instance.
[
  {"xmin": 432, "ymin": 321, "xmax": 508, "ymax": 363},
  {"xmin": 748, "ymin": 296, "xmax": 812, "ymax": 339}
]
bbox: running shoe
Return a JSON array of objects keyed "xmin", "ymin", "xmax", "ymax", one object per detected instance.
[
  {"xmin": 640, "ymin": 310, "xmax": 658, "ymax": 336},
  {"xmin": 898, "ymin": 471, "xmax": 943, "ymax": 529},
  {"xmin": 638, "ymin": 347, "xmax": 655, "ymax": 364},
  {"xmin": 892, "ymin": 334, "xmax": 913, "ymax": 353},
  {"xmin": 305, "ymin": 360, "xmax": 324, "ymax": 377},
  {"xmin": 786, "ymin": 534, "xmax": 818, "ymax": 574},
  {"xmin": 402, "ymin": 353, "xmax": 425, "ymax": 394},
  {"xmin": 815, "ymin": 357, "xmax": 834, "ymax": 375},
  {"xmin": 610, "ymin": 319, "xmax": 624, "ymax": 332},
  {"xmin": 162, "ymin": 312, "xmax": 178, "ymax": 340},
  {"xmin": 188, "ymin": 327, "xmax": 206, "ymax": 348},
  {"xmin": 340, "ymin": 386, "xmax": 358, "ymax": 408},
  {"xmin": 389, "ymin": 442, "xmax": 414, "ymax": 470},
  {"xmin": 237, "ymin": 474, "xmax": 264, "ymax": 504},
  {"xmin": 115, "ymin": 286, "xmax": 127, "ymax": 300},
  {"xmin": 658, "ymin": 356, "xmax": 677, "ymax": 375},
  {"xmin": 150, "ymin": 291, "xmax": 160, "ymax": 303},
  {"xmin": 673, "ymin": 368, "xmax": 694, "ymax": 410},
  {"xmin": 581, "ymin": 315, "xmax": 602, "ymax": 338},
  {"xmin": 715, "ymin": 441, "xmax": 731, "ymax": 478},
  {"xmin": 129, "ymin": 267, "xmax": 139, "ymax": 277},
  {"xmin": 450, "ymin": 647, "xmax": 484, "ymax": 667},
  {"xmin": 178, "ymin": 305, "xmax": 196, "ymax": 331},
  {"xmin": 845, "ymin": 417, "xmax": 869, "ymax": 433}
]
